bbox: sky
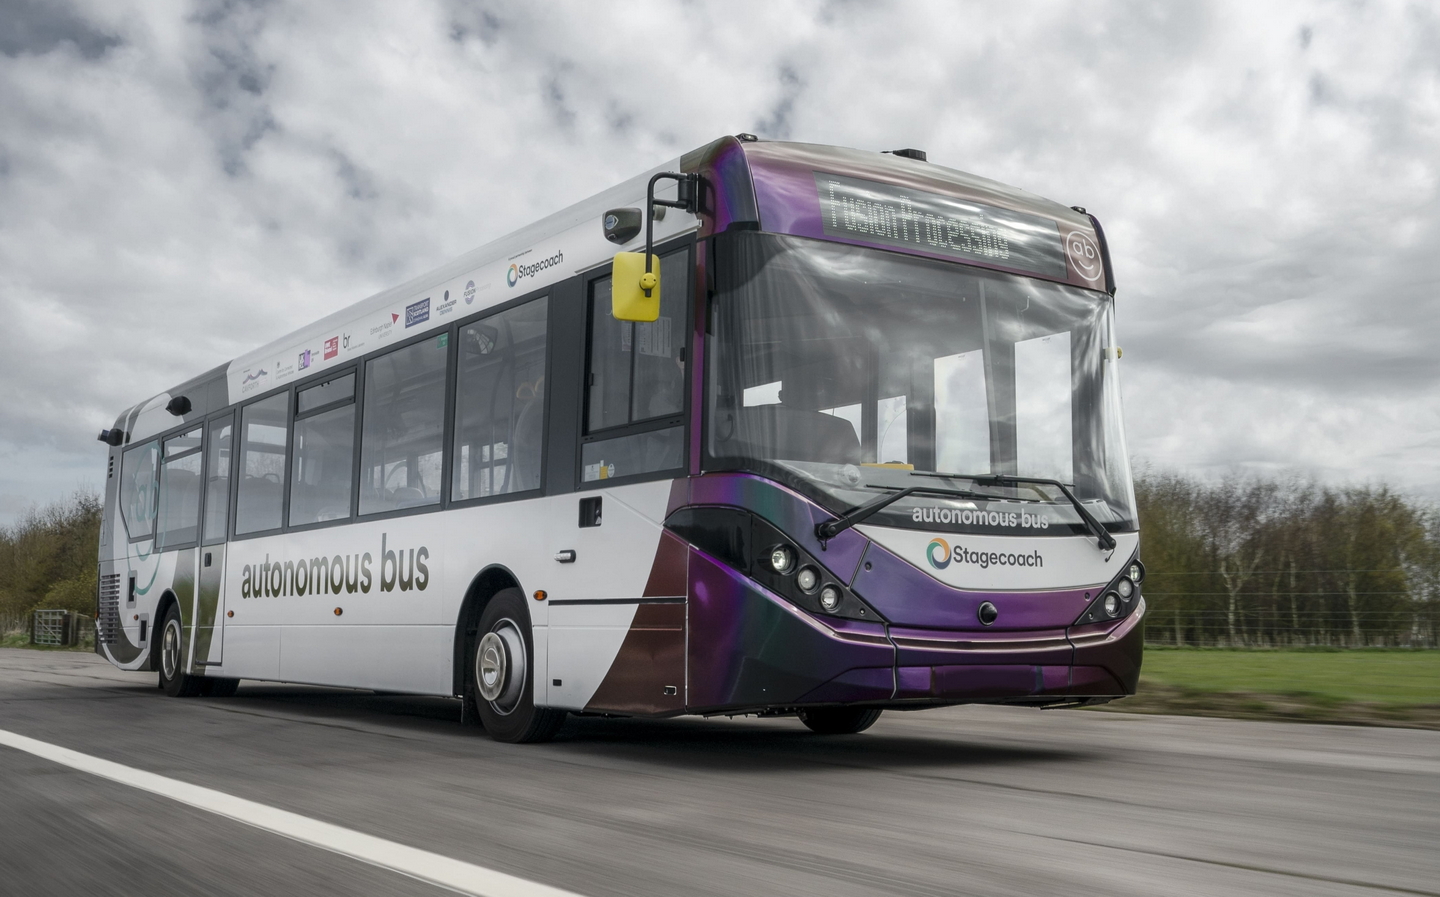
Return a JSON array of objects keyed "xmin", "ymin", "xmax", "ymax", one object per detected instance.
[{"xmin": 1, "ymin": 0, "xmax": 1437, "ymax": 523}]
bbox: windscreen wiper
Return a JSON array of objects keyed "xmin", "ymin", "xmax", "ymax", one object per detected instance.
[
  {"xmin": 815, "ymin": 485, "xmax": 989, "ymax": 544},
  {"xmin": 914, "ymin": 471, "xmax": 1117, "ymax": 551}
]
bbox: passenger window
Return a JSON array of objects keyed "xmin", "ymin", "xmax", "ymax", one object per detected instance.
[
  {"xmin": 290, "ymin": 373, "xmax": 357, "ymax": 526},
  {"xmin": 235, "ymin": 393, "xmax": 289, "ymax": 535},
  {"xmin": 120, "ymin": 441, "xmax": 159, "ymax": 540},
  {"xmin": 359, "ymin": 335, "xmax": 448, "ymax": 515},
  {"xmin": 203, "ymin": 415, "xmax": 233, "ymax": 543},
  {"xmin": 157, "ymin": 428, "xmax": 203, "ymax": 547},
  {"xmin": 453, "ymin": 297, "xmax": 548, "ymax": 500},
  {"xmin": 586, "ymin": 250, "xmax": 688, "ymax": 433}
]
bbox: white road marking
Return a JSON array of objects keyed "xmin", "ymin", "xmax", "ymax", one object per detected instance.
[{"xmin": 0, "ymin": 727, "xmax": 585, "ymax": 897}]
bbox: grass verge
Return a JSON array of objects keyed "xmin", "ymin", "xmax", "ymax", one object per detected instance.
[
  {"xmin": 1098, "ymin": 647, "xmax": 1440, "ymax": 729},
  {"xmin": 0, "ymin": 630, "xmax": 94, "ymax": 651}
]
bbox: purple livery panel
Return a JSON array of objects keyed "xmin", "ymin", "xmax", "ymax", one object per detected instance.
[{"xmin": 583, "ymin": 473, "xmax": 1141, "ymax": 716}]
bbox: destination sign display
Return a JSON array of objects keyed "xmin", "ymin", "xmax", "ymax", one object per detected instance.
[{"xmin": 814, "ymin": 172, "xmax": 1068, "ymax": 280}]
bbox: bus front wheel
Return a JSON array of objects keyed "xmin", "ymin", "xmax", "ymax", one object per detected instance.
[
  {"xmin": 157, "ymin": 605, "xmax": 203, "ymax": 698},
  {"xmin": 798, "ymin": 707, "xmax": 882, "ymax": 735},
  {"xmin": 469, "ymin": 588, "xmax": 565, "ymax": 744}
]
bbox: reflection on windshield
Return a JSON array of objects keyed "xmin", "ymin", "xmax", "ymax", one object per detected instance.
[{"xmin": 706, "ymin": 232, "xmax": 1136, "ymax": 533}]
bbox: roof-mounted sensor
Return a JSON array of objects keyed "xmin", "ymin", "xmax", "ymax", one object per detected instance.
[{"xmin": 885, "ymin": 148, "xmax": 927, "ymax": 162}]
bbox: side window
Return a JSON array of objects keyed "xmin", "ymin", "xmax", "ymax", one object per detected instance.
[
  {"xmin": 453, "ymin": 297, "xmax": 548, "ymax": 500},
  {"xmin": 587, "ymin": 250, "xmax": 688, "ymax": 432},
  {"xmin": 120, "ymin": 440, "xmax": 159, "ymax": 540},
  {"xmin": 203, "ymin": 415, "xmax": 233, "ymax": 543},
  {"xmin": 582, "ymin": 249, "xmax": 688, "ymax": 484},
  {"xmin": 235, "ymin": 393, "xmax": 289, "ymax": 535},
  {"xmin": 290, "ymin": 373, "xmax": 357, "ymax": 526},
  {"xmin": 156, "ymin": 428, "xmax": 203, "ymax": 547},
  {"xmin": 360, "ymin": 335, "xmax": 448, "ymax": 515}
]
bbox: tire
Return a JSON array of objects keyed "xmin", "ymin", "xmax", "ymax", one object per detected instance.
[
  {"xmin": 201, "ymin": 677, "xmax": 240, "ymax": 697},
  {"xmin": 798, "ymin": 707, "xmax": 882, "ymax": 735},
  {"xmin": 157, "ymin": 605, "xmax": 203, "ymax": 698},
  {"xmin": 469, "ymin": 588, "xmax": 566, "ymax": 743}
]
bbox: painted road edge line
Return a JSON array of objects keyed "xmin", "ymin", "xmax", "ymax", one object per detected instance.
[{"xmin": 0, "ymin": 727, "xmax": 584, "ymax": 897}]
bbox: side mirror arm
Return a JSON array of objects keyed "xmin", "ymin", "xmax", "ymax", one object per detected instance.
[{"xmin": 643, "ymin": 172, "xmax": 701, "ymax": 295}]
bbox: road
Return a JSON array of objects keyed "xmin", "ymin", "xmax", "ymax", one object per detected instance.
[{"xmin": 0, "ymin": 649, "xmax": 1436, "ymax": 897}]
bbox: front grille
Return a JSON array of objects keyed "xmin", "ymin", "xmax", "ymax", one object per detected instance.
[{"xmin": 98, "ymin": 573, "xmax": 122, "ymax": 645}]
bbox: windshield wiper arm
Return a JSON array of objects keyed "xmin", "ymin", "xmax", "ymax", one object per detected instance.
[
  {"xmin": 816, "ymin": 486, "xmax": 987, "ymax": 543},
  {"xmin": 937, "ymin": 472, "xmax": 1116, "ymax": 551}
]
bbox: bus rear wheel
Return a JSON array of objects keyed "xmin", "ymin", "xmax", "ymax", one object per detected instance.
[
  {"xmin": 157, "ymin": 606, "xmax": 203, "ymax": 698},
  {"xmin": 798, "ymin": 707, "xmax": 882, "ymax": 735},
  {"xmin": 469, "ymin": 589, "xmax": 565, "ymax": 744}
]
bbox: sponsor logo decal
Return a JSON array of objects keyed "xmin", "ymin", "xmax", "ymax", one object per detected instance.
[
  {"xmin": 298, "ymin": 349, "xmax": 313, "ymax": 371},
  {"xmin": 507, "ymin": 250, "xmax": 564, "ymax": 288},
  {"xmin": 405, "ymin": 298, "xmax": 430, "ymax": 327},
  {"xmin": 240, "ymin": 368, "xmax": 268, "ymax": 393},
  {"xmin": 239, "ymin": 534, "xmax": 430, "ymax": 599},
  {"xmin": 464, "ymin": 280, "xmax": 476, "ymax": 304},
  {"xmin": 324, "ymin": 336, "xmax": 339, "ymax": 360},
  {"xmin": 1066, "ymin": 230, "xmax": 1104, "ymax": 283},
  {"xmin": 436, "ymin": 289, "xmax": 457, "ymax": 317},
  {"xmin": 926, "ymin": 538, "xmax": 951, "ymax": 570}
]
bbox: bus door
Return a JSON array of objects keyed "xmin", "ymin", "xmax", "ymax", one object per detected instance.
[
  {"xmin": 194, "ymin": 413, "xmax": 234, "ymax": 666},
  {"xmin": 545, "ymin": 251, "xmax": 691, "ymax": 715}
]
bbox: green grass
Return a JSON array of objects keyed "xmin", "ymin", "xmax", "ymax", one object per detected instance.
[
  {"xmin": 1139, "ymin": 647, "xmax": 1440, "ymax": 706},
  {"xmin": 0, "ymin": 630, "xmax": 93, "ymax": 651}
]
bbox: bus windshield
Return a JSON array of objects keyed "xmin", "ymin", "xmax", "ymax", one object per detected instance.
[{"xmin": 706, "ymin": 232, "xmax": 1137, "ymax": 535}]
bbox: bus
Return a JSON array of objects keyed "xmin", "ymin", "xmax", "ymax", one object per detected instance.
[{"xmin": 95, "ymin": 136, "xmax": 1144, "ymax": 743}]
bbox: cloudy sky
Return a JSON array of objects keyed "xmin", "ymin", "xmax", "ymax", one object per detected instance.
[{"xmin": 1, "ymin": 0, "xmax": 1437, "ymax": 522}]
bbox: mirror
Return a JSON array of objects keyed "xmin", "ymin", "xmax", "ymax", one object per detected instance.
[{"xmin": 610, "ymin": 252, "xmax": 661, "ymax": 322}]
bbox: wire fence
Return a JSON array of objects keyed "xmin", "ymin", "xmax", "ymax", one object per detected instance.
[{"xmin": 1140, "ymin": 596, "xmax": 1440, "ymax": 648}]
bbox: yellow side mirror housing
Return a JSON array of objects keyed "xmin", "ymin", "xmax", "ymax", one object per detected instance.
[{"xmin": 611, "ymin": 252, "xmax": 661, "ymax": 322}]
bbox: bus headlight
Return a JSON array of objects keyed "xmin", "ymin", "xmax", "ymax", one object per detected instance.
[
  {"xmin": 1115, "ymin": 577, "xmax": 1134, "ymax": 600},
  {"xmin": 819, "ymin": 585, "xmax": 841, "ymax": 612},
  {"xmin": 769, "ymin": 545, "xmax": 796, "ymax": 574},
  {"xmin": 1128, "ymin": 560, "xmax": 1145, "ymax": 584},
  {"xmin": 796, "ymin": 566, "xmax": 819, "ymax": 593},
  {"xmin": 1103, "ymin": 592, "xmax": 1121, "ymax": 617}
]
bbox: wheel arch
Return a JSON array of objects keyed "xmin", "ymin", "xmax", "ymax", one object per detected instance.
[
  {"xmin": 148, "ymin": 588, "xmax": 181, "ymax": 672},
  {"xmin": 451, "ymin": 564, "xmax": 523, "ymax": 695}
]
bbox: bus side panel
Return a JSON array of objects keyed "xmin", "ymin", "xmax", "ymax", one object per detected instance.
[{"xmin": 581, "ymin": 530, "xmax": 689, "ymax": 716}]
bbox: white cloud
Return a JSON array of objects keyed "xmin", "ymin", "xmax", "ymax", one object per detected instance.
[{"xmin": 0, "ymin": 0, "xmax": 1437, "ymax": 521}]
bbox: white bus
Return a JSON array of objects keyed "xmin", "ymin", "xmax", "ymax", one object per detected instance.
[{"xmin": 97, "ymin": 136, "xmax": 1144, "ymax": 742}]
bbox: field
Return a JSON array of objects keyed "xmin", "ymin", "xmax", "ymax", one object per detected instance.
[{"xmin": 1104, "ymin": 647, "xmax": 1440, "ymax": 728}]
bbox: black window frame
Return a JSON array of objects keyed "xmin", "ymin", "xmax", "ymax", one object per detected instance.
[
  {"xmin": 447, "ymin": 286, "xmax": 554, "ymax": 511},
  {"xmin": 353, "ymin": 326, "xmax": 456, "ymax": 524},
  {"xmin": 287, "ymin": 365, "xmax": 361, "ymax": 531},
  {"xmin": 230, "ymin": 387, "xmax": 294, "ymax": 540},
  {"xmin": 154, "ymin": 425, "xmax": 205, "ymax": 551},
  {"xmin": 200, "ymin": 409, "xmax": 235, "ymax": 547},
  {"xmin": 577, "ymin": 237, "xmax": 694, "ymax": 491}
]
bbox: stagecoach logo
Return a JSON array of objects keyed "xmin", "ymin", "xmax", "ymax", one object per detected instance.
[
  {"xmin": 1065, "ymin": 230, "xmax": 1104, "ymax": 283},
  {"xmin": 239, "ymin": 534, "xmax": 431, "ymax": 599},
  {"xmin": 928, "ymin": 537, "xmax": 1045, "ymax": 571},
  {"xmin": 507, "ymin": 250, "xmax": 564, "ymax": 288},
  {"xmin": 405, "ymin": 298, "xmax": 430, "ymax": 327}
]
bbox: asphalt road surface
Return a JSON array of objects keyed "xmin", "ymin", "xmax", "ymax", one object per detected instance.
[{"xmin": 1, "ymin": 649, "xmax": 1437, "ymax": 897}]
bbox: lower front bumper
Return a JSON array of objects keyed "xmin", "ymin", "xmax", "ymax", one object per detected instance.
[{"xmin": 796, "ymin": 598, "xmax": 1145, "ymax": 708}]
